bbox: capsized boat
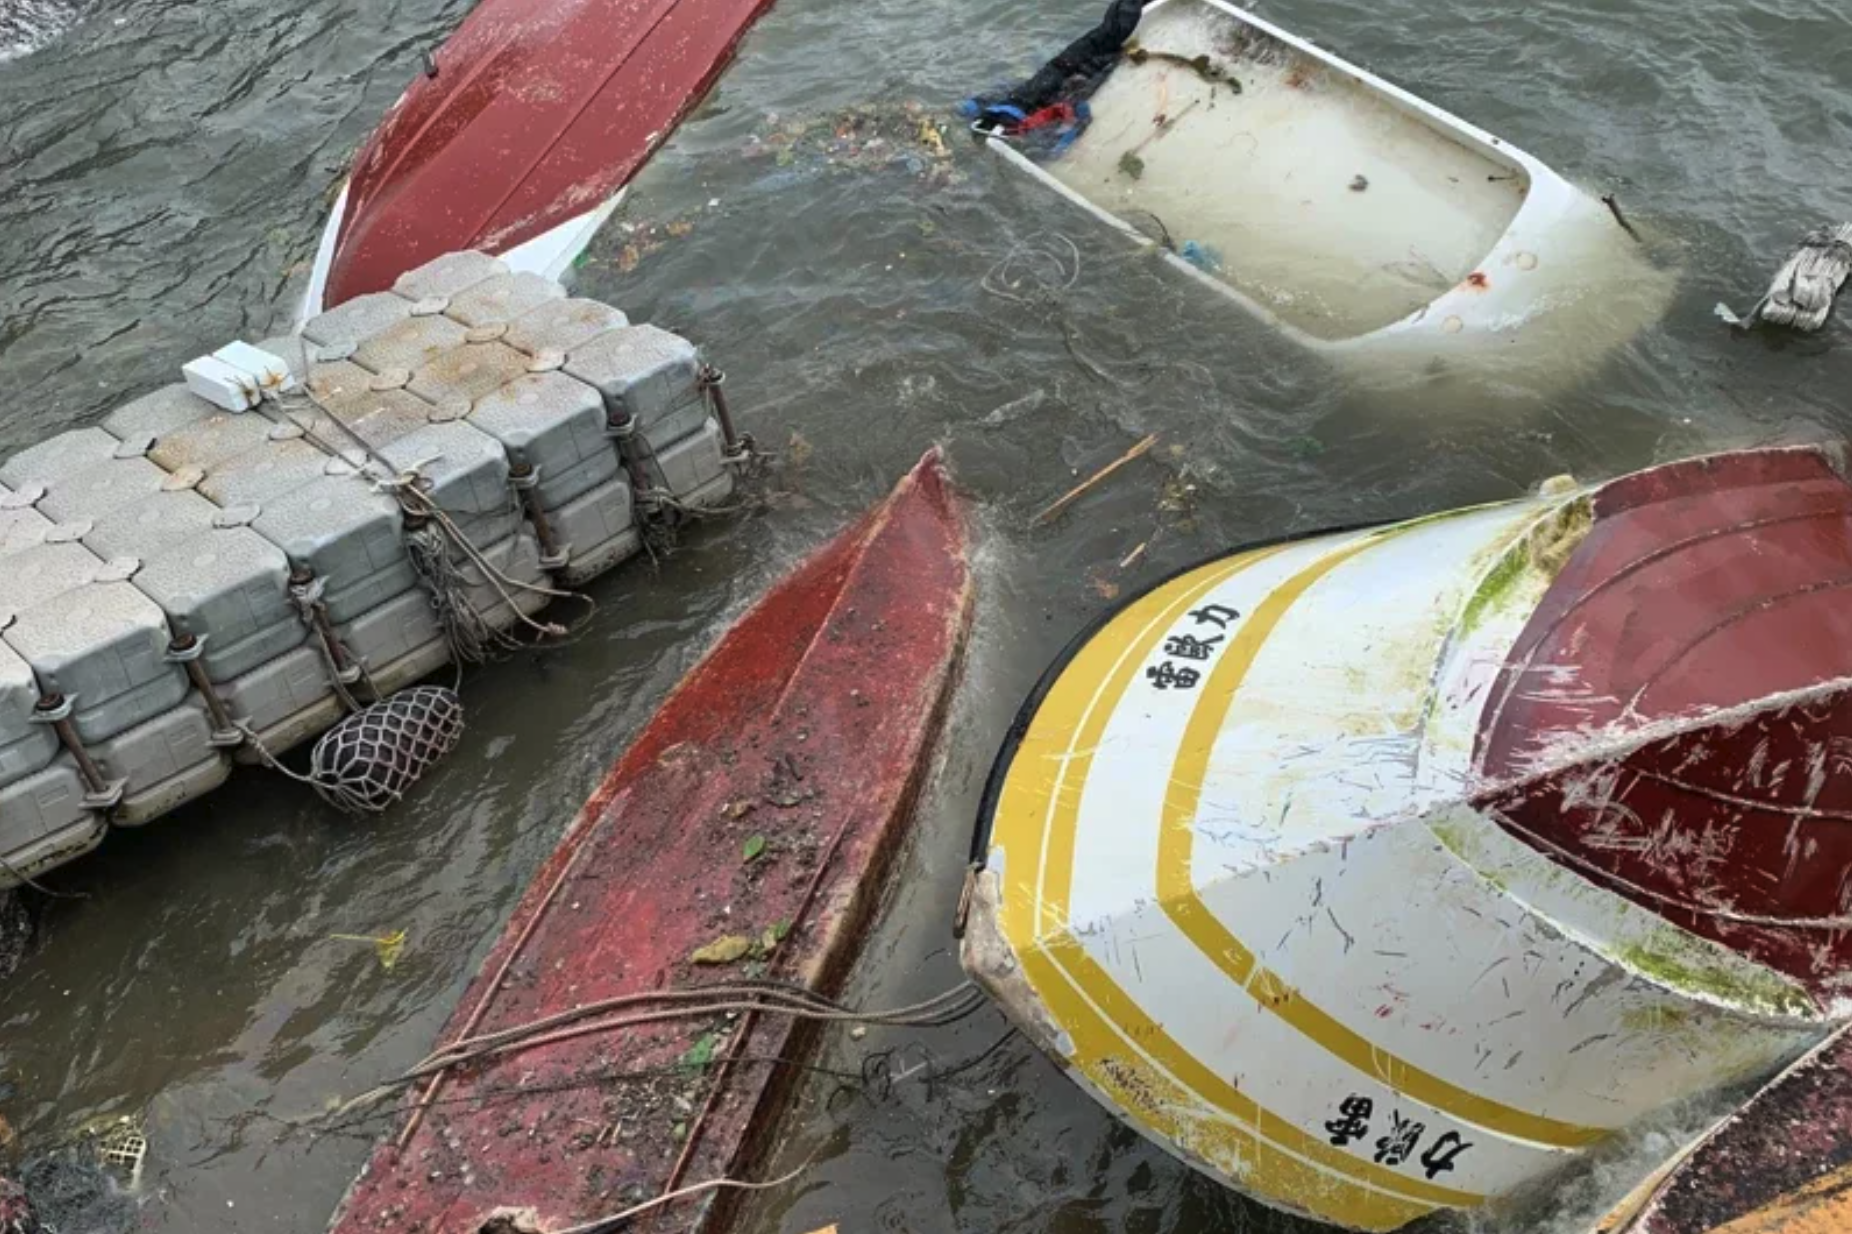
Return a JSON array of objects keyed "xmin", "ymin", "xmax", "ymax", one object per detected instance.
[
  {"xmin": 973, "ymin": 0, "xmax": 1673, "ymax": 379},
  {"xmin": 1598, "ymin": 1023, "xmax": 1852, "ymax": 1234},
  {"xmin": 960, "ymin": 444, "xmax": 1852, "ymax": 1231},
  {"xmin": 329, "ymin": 451, "xmax": 971, "ymax": 1232},
  {"xmin": 304, "ymin": 0, "xmax": 782, "ymax": 316}
]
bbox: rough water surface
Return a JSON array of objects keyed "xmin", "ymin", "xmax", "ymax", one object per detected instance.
[{"xmin": 1, "ymin": 0, "xmax": 1851, "ymax": 1231}]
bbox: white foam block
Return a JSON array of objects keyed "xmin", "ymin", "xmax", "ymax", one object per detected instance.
[
  {"xmin": 181, "ymin": 355, "xmax": 261, "ymax": 413},
  {"xmin": 214, "ymin": 341, "xmax": 295, "ymax": 394}
]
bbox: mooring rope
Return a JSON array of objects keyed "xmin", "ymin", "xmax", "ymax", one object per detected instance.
[
  {"xmin": 256, "ymin": 379, "xmax": 595, "ymax": 667},
  {"xmin": 546, "ymin": 1158, "xmax": 814, "ymax": 1234},
  {"xmin": 0, "ymin": 851, "xmax": 86, "ymax": 900},
  {"xmin": 331, "ymin": 982, "xmax": 984, "ymax": 1116}
]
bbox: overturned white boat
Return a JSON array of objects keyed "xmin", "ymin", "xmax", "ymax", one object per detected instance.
[
  {"xmin": 974, "ymin": 0, "xmax": 1674, "ymax": 384},
  {"xmin": 962, "ymin": 444, "xmax": 1852, "ymax": 1230}
]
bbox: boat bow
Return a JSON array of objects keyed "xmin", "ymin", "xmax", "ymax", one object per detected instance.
[
  {"xmin": 964, "ymin": 444, "xmax": 1852, "ymax": 1232},
  {"xmin": 329, "ymin": 450, "xmax": 971, "ymax": 1232},
  {"xmin": 311, "ymin": 0, "xmax": 780, "ymax": 313}
]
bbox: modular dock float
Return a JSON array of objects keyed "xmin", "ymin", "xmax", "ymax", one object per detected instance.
[{"xmin": 0, "ymin": 250, "xmax": 743, "ymax": 888}]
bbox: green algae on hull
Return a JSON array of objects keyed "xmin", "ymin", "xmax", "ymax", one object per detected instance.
[{"xmin": 1428, "ymin": 815, "xmax": 1819, "ymax": 1022}]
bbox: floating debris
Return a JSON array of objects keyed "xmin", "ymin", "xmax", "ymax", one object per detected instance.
[
  {"xmin": 1124, "ymin": 43, "xmax": 1244, "ymax": 92},
  {"xmin": 1718, "ymin": 222, "xmax": 1852, "ymax": 332},
  {"xmin": 1116, "ymin": 99, "xmax": 1200, "ymax": 181},
  {"xmin": 740, "ymin": 103, "xmax": 964, "ymax": 188},
  {"xmin": 91, "ymin": 1121, "xmax": 145, "ymax": 1181},
  {"xmin": 1031, "ymin": 433, "xmax": 1159, "ymax": 528},
  {"xmin": 0, "ymin": 894, "xmax": 28, "ymax": 982},
  {"xmin": 16, "ymin": 1140, "xmax": 137, "ymax": 1234},
  {"xmin": 329, "ymin": 930, "xmax": 408, "ymax": 971},
  {"xmin": 1178, "ymin": 239, "xmax": 1222, "ymax": 273},
  {"xmin": 977, "ymin": 389, "xmax": 1050, "ymax": 429},
  {"xmin": 690, "ymin": 934, "xmax": 753, "ymax": 965},
  {"xmin": 600, "ymin": 212, "xmax": 707, "ymax": 273},
  {"xmin": 0, "ymin": 1175, "xmax": 36, "ymax": 1234}
]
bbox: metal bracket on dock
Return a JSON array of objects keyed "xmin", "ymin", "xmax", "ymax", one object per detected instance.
[
  {"xmin": 602, "ymin": 410, "xmax": 637, "ymax": 443},
  {"xmin": 165, "ymin": 634, "xmax": 246, "ymax": 748},
  {"xmin": 288, "ymin": 569, "xmax": 365, "ymax": 694},
  {"xmin": 508, "ymin": 463, "xmax": 571, "ymax": 571},
  {"xmin": 699, "ymin": 364, "xmax": 751, "ymax": 464},
  {"xmin": 605, "ymin": 410, "xmax": 663, "ymax": 516},
  {"xmin": 32, "ymin": 693, "xmax": 127, "ymax": 810}
]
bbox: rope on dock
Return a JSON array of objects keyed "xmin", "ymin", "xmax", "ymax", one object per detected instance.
[
  {"xmin": 257, "ymin": 381, "xmax": 595, "ymax": 667},
  {"xmin": 386, "ymin": 475, "xmax": 586, "ymax": 650}
]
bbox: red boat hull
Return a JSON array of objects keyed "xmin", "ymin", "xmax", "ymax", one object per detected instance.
[
  {"xmin": 1610, "ymin": 1025, "xmax": 1852, "ymax": 1233},
  {"xmin": 1474, "ymin": 447, "xmax": 1852, "ymax": 1000},
  {"xmin": 322, "ymin": 0, "xmax": 778, "ymax": 308},
  {"xmin": 328, "ymin": 451, "xmax": 972, "ymax": 1231}
]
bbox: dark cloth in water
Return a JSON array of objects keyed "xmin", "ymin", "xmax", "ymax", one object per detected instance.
[
  {"xmin": 1003, "ymin": 0, "xmax": 1152, "ymax": 113},
  {"xmin": 962, "ymin": 0, "xmax": 1152, "ymax": 130}
]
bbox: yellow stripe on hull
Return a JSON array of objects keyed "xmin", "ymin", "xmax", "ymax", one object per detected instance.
[
  {"xmin": 976, "ymin": 497, "xmax": 1829, "ymax": 1230},
  {"xmin": 1151, "ymin": 536, "xmax": 1606, "ymax": 1150},
  {"xmin": 993, "ymin": 543, "xmax": 1479, "ymax": 1227}
]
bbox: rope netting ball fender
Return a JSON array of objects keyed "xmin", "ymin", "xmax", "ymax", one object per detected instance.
[{"xmin": 305, "ymin": 685, "xmax": 465, "ymax": 816}]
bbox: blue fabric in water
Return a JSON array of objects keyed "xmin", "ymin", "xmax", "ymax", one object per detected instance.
[{"xmin": 1179, "ymin": 240, "xmax": 1223, "ymax": 273}]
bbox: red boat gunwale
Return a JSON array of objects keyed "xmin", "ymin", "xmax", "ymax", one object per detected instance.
[{"xmin": 328, "ymin": 450, "xmax": 972, "ymax": 1232}]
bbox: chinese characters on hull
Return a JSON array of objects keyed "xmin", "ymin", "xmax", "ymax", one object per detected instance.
[
  {"xmin": 1324, "ymin": 1095, "xmax": 1473, "ymax": 1181},
  {"xmin": 1146, "ymin": 604, "xmax": 1240, "ymax": 692}
]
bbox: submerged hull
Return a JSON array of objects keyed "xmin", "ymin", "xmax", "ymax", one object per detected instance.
[
  {"xmin": 330, "ymin": 452, "xmax": 971, "ymax": 1232},
  {"xmin": 307, "ymin": 0, "xmax": 779, "ymax": 315},
  {"xmin": 1600, "ymin": 1025, "xmax": 1852, "ymax": 1234},
  {"xmin": 962, "ymin": 445, "xmax": 1852, "ymax": 1230},
  {"xmin": 978, "ymin": 0, "xmax": 1672, "ymax": 382}
]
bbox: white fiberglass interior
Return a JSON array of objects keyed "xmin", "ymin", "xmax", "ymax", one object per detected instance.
[{"xmin": 1046, "ymin": 1, "xmax": 1531, "ymax": 340}]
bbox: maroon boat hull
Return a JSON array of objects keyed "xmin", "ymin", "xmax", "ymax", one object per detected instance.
[
  {"xmin": 324, "ymin": 0, "xmax": 778, "ymax": 307},
  {"xmin": 328, "ymin": 452, "xmax": 972, "ymax": 1231},
  {"xmin": 1474, "ymin": 447, "xmax": 1852, "ymax": 1001},
  {"xmin": 1609, "ymin": 1025, "xmax": 1852, "ymax": 1233}
]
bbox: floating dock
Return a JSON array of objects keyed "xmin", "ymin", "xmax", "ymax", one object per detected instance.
[{"xmin": 0, "ymin": 250, "xmax": 742, "ymax": 888}]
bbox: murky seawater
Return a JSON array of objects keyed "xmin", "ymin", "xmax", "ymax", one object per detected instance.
[{"xmin": 2, "ymin": 0, "xmax": 1850, "ymax": 1230}]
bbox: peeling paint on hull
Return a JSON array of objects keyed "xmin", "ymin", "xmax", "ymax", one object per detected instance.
[{"xmin": 1606, "ymin": 1024, "xmax": 1852, "ymax": 1233}]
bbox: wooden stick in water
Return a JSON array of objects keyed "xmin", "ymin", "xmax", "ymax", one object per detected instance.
[{"xmin": 1032, "ymin": 434, "xmax": 1159, "ymax": 528}]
